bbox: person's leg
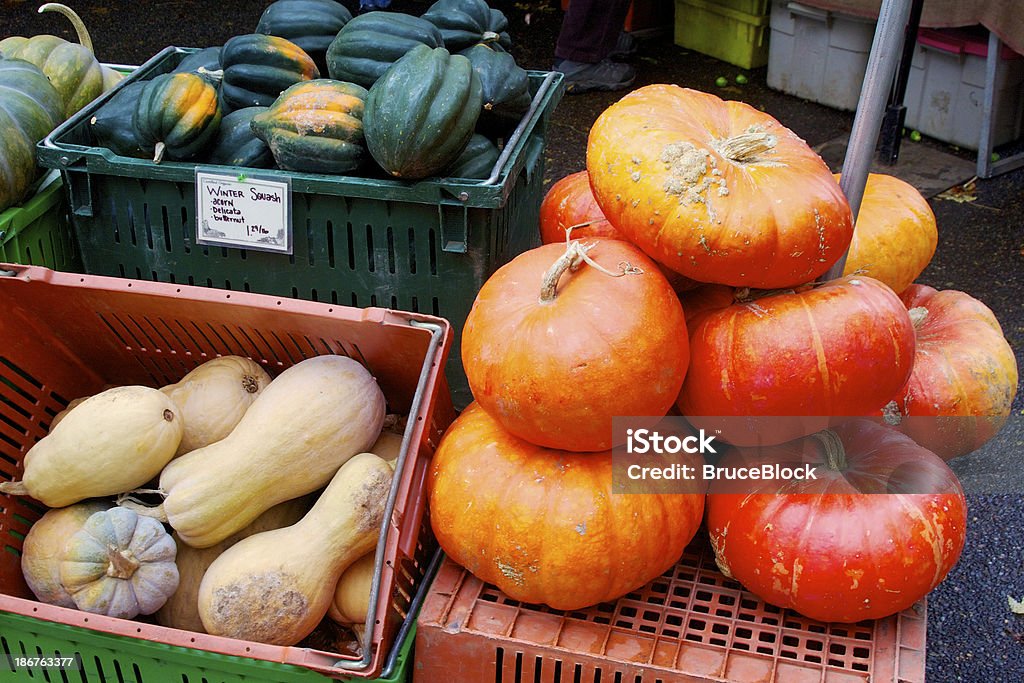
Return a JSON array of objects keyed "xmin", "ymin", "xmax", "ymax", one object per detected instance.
[{"xmin": 553, "ymin": 0, "xmax": 636, "ymax": 93}]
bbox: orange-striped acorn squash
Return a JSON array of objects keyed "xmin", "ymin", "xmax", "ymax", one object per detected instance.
[
  {"xmin": 219, "ymin": 33, "xmax": 319, "ymax": 112},
  {"xmin": 251, "ymin": 79, "xmax": 368, "ymax": 174},
  {"xmin": 132, "ymin": 72, "xmax": 222, "ymax": 163}
]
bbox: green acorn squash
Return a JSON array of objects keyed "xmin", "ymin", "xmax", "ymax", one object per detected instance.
[
  {"xmin": 133, "ymin": 73, "xmax": 222, "ymax": 163},
  {"xmin": 325, "ymin": 12, "xmax": 443, "ymax": 89},
  {"xmin": 219, "ymin": 34, "xmax": 319, "ymax": 112},
  {"xmin": 444, "ymin": 133, "xmax": 501, "ymax": 179},
  {"xmin": 207, "ymin": 106, "xmax": 274, "ymax": 168},
  {"xmin": 364, "ymin": 45, "xmax": 482, "ymax": 180},
  {"xmin": 173, "ymin": 46, "xmax": 223, "ymax": 83},
  {"xmin": 0, "ymin": 58, "xmax": 64, "ymax": 212},
  {"xmin": 460, "ymin": 42, "xmax": 530, "ymax": 119},
  {"xmin": 89, "ymin": 81, "xmax": 153, "ymax": 158},
  {"xmin": 256, "ymin": 0, "xmax": 352, "ymax": 75},
  {"xmin": 421, "ymin": 0, "xmax": 512, "ymax": 52},
  {"xmin": 251, "ymin": 80, "xmax": 367, "ymax": 174}
]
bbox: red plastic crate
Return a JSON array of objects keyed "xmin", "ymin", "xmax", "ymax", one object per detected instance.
[
  {"xmin": 415, "ymin": 535, "xmax": 926, "ymax": 682},
  {"xmin": 0, "ymin": 264, "xmax": 456, "ymax": 679}
]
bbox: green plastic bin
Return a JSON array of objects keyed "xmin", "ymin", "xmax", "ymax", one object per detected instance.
[
  {"xmin": 674, "ymin": 0, "xmax": 771, "ymax": 69},
  {"xmin": 0, "ymin": 170, "xmax": 79, "ymax": 271},
  {"xmin": 38, "ymin": 47, "xmax": 565, "ymax": 409},
  {"xmin": 1, "ymin": 549, "xmax": 442, "ymax": 682}
]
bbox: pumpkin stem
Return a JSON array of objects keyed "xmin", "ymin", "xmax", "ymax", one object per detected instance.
[
  {"xmin": 562, "ymin": 219, "xmax": 610, "ymax": 244},
  {"xmin": 0, "ymin": 480, "xmax": 29, "ymax": 496},
  {"xmin": 106, "ymin": 548, "xmax": 140, "ymax": 579},
  {"xmin": 38, "ymin": 3, "xmax": 94, "ymax": 53},
  {"xmin": 717, "ymin": 131, "xmax": 778, "ymax": 164},
  {"xmin": 908, "ymin": 306, "xmax": 929, "ymax": 329},
  {"xmin": 813, "ymin": 429, "xmax": 847, "ymax": 471},
  {"xmin": 539, "ymin": 241, "xmax": 642, "ymax": 303}
]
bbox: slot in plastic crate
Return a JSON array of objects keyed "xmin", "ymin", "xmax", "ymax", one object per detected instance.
[
  {"xmin": 415, "ymin": 536, "xmax": 926, "ymax": 683},
  {"xmin": 0, "ymin": 171, "xmax": 79, "ymax": 271},
  {"xmin": 0, "ymin": 264, "xmax": 456, "ymax": 680},
  {"xmin": 674, "ymin": 0, "xmax": 771, "ymax": 69},
  {"xmin": 38, "ymin": 47, "xmax": 565, "ymax": 410}
]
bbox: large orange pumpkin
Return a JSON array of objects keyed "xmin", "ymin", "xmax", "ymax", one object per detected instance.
[
  {"xmin": 587, "ymin": 85, "xmax": 854, "ymax": 289},
  {"xmin": 707, "ymin": 419, "xmax": 967, "ymax": 623},
  {"xmin": 838, "ymin": 172, "xmax": 937, "ymax": 294},
  {"xmin": 462, "ymin": 239, "xmax": 689, "ymax": 452},
  {"xmin": 880, "ymin": 284, "xmax": 1018, "ymax": 460},
  {"xmin": 429, "ymin": 403, "xmax": 706, "ymax": 610},
  {"xmin": 678, "ymin": 276, "xmax": 916, "ymax": 446}
]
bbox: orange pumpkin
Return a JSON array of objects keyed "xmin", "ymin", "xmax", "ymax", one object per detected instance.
[
  {"xmin": 838, "ymin": 172, "xmax": 937, "ymax": 294},
  {"xmin": 429, "ymin": 403, "xmax": 705, "ymax": 610},
  {"xmin": 678, "ymin": 276, "xmax": 916, "ymax": 446},
  {"xmin": 462, "ymin": 239, "xmax": 689, "ymax": 452},
  {"xmin": 539, "ymin": 170, "xmax": 619, "ymax": 244},
  {"xmin": 880, "ymin": 284, "xmax": 1018, "ymax": 460},
  {"xmin": 586, "ymin": 85, "xmax": 854, "ymax": 289}
]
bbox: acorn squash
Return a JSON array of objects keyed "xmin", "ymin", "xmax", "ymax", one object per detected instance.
[
  {"xmin": 204, "ymin": 106, "xmax": 273, "ymax": 168},
  {"xmin": 219, "ymin": 33, "xmax": 319, "ymax": 112},
  {"xmin": 256, "ymin": 0, "xmax": 352, "ymax": 75},
  {"xmin": 460, "ymin": 42, "xmax": 530, "ymax": 119},
  {"xmin": 251, "ymin": 79, "xmax": 368, "ymax": 174},
  {"xmin": 133, "ymin": 72, "xmax": 222, "ymax": 163},
  {"xmin": 325, "ymin": 11, "xmax": 443, "ymax": 89},
  {"xmin": 173, "ymin": 46, "xmax": 223, "ymax": 83},
  {"xmin": 445, "ymin": 133, "xmax": 500, "ymax": 179},
  {"xmin": 421, "ymin": 0, "xmax": 512, "ymax": 52},
  {"xmin": 364, "ymin": 45, "xmax": 482, "ymax": 179},
  {"xmin": 89, "ymin": 81, "xmax": 153, "ymax": 158}
]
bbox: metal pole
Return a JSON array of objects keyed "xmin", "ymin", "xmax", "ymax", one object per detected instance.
[
  {"xmin": 821, "ymin": 0, "xmax": 914, "ymax": 281},
  {"xmin": 877, "ymin": 0, "xmax": 924, "ymax": 165}
]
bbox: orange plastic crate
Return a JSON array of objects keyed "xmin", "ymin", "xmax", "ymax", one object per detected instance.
[
  {"xmin": 0, "ymin": 263, "xmax": 456, "ymax": 680},
  {"xmin": 415, "ymin": 536, "xmax": 926, "ymax": 682}
]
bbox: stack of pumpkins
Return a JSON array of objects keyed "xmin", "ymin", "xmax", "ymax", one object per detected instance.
[
  {"xmin": 430, "ymin": 84, "xmax": 1019, "ymax": 624},
  {"xmin": 4, "ymin": 353, "xmax": 405, "ymax": 648},
  {"xmin": 0, "ymin": 3, "xmax": 124, "ymax": 212},
  {"xmin": 85, "ymin": 0, "xmax": 530, "ymax": 180}
]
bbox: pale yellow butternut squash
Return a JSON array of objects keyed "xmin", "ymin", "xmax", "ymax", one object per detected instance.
[
  {"xmin": 370, "ymin": 430, "xmax": 403, "ymax": 470},
  {"xmin": 159, "ymin": 355, "xmax": 386, "ymax": 548},
  {"xmin": 0, "ymin": 386, "xmax": 182, "ymax": 507},
  {"xmin": 327, "ymin": 551, "xmax": 376, "ymax": 645},
  {"xmin": 197, "ymin": 453, "xmax": 393, "ymax": 645},
  {"xmin": 160, "ymin": 355, "xmax": 272, "ymax": 457}
]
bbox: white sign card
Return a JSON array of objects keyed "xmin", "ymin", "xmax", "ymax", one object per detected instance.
[{"xmin": 195, "ymin": 169, "xmax": 292, "ymax": 254}]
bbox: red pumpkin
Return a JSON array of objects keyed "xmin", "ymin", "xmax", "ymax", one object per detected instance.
[
  {"xmin": 707, "ymin": 419, "xmax": 967, "ymax": 623},
  {"xmin": 880, "ymin": 284, "xmax": 1018, "ymax": 460},
  {"xmin": 837, "ymin": 172, "xmax": 937, "ymax": 294},
  {"xmin": 587, "ymin": 85, "xmax": 854, "ymax": 289},
  {"xmin": 678, "ymin": 276, "xmax": 916, "ymax": 446},
  {"xmin": 429, "ymin": 403, "xmax": 706, "ymax": 610},
  {"xmin": 463, "ymin": 239, "xmax": 689, "ymax": 452}
]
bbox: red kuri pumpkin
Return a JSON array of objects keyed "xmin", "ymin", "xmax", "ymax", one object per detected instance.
[
  {"xmin": 880, "ymin": 284, "xmax": 1018, "ymax": 460},
  {"xmin": 837, "ymin": 172, "xmax": 937, "ymax": 294},
  {"xmin": 707, "ymin": 419, "xmax": 967, "ymax": 623},
  {"xmin": 462, "ymin": 239, "xmax": 689, "ymax": 452},
  {"xmin": 678, "ymin": 276, "xmax": 916, "ymax": 446},
  {"xmin": 586, "ymin": 85, "xmax": 854, "ymax": 289},
  {"xmin": 429, "ymin": 403, "xmax": 706, "ymax": 610}
]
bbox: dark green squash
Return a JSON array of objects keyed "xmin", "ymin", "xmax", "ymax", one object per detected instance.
[
  {"xmin": 132, "ymin": 72, "xmax": 222, "ymax": 163},
  {"xmin": 444, "ymin": 133, "xmax": 500, "ymax": 179},
  {"xmin": 364, "ymin": 45, "xmax": 482, "ymax": 180},
  {"xmin": 206, "ymin": 106, "xmax": 273, "ymax": 168},
  {"xmin": 256, "ymin": 0, "xmax": 352, "ymax": 75},
  {"xmin": 219, "ymin": 34, "xmax": 319, "ymax": 112},
  {"xmin": 459, "ymin": 42, "xmax": 530, "ymax": 120},
  {"xmin": 251, "ymin": 80, "xmax": 367, "ymax": 174},
  {"xmin": 421, "ymin": 0, "xmax": 511, "ymax": 52},
  {"xmin": 325, "ymin": 12, "xmax": 443, "ymax": 89},
  {"xmin": 0, "ymin": 58, "xmax": 64, "ymax": 212},
  {"xmin": 88, "ymin": 81, "xmax": 153, "ymax": 158},
  {"xmin": 173, "ymin": 46, "xmax": 223, "ymax": 82}
]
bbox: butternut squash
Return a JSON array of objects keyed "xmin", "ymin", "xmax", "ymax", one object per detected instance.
[
  {"xmin": 49, "ymin": 395, "xmax": 90, "ymax": 431},
  {"xmin": 370, "ymin": 430, "xmax": 403, "ymax": 470},
  {"xmin": 21, "ymin": 500, "xmax": 110, "ymax": 607},
  {"xmin": 158, "ymin": 355, "xmax": 386, "ymax": 548},
  {"xmin": 156, "ymin": 495, "xmax": 314, "ymax": 632},
  {"xmin": 197, "ymin": 452, "xmax": 393, "ymax": 645},
  {"xmin": 160, "ymin": 355, "xmax": 273, "ymax": 457},
  {"xmin": 327, "ymin": 551, "xmax": 376, "ymax": 645},
  {"xmin": 1, "ymin": 386, "xmax": 182, "ymax": 507}
]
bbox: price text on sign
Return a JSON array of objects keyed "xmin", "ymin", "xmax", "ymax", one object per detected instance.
[{"xmin": 195, "ymin": 170, "xmax": 293, "ymax": 254}]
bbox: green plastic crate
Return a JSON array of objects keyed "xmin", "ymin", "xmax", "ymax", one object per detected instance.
[
  {"xmin": 674, "ymin": 0, "xmax": 771, "ymax": 69},
  {"xmin": 0, "ymin": 170, "xmax": 79, "ymax": 271},
  {"xmin": 38, "ymin": 47, "xmax": 564, "ymax": 410}
]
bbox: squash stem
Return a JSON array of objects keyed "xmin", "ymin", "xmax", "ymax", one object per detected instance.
[
  {"xmin": 38, "ymin": 3, "xmax": 94, "ymax": 53},
  {"xmin": 813, "ymin": 429, "xmax": 848, "ymax": 471},
  {"xmin": 153, "ymin": 142, "xmax": 166, "ymax": 164},
  {"xmin": 0, "ymin": 480, "xmax": 29, "ymax": 496},
  {"xmin": 106, "ymin": 548, "xmax": 140, "ymax": 579},
  {"xmin": 908, "ymin": 306, "xmax": 929, "ymax": 329}
]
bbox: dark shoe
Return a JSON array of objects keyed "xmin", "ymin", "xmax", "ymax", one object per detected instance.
[
  {"xmin": 554, "ymin": 58, "xmax": 636, "ymax": 94},
  {"xmin": 610, "ymin": 31, "xmax": 638, "ymax": 60}
]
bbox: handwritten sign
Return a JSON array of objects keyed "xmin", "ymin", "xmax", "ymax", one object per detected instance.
[{"xmin": 195, "ymin": 170, "xmax": 292, "ymax": 254}]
